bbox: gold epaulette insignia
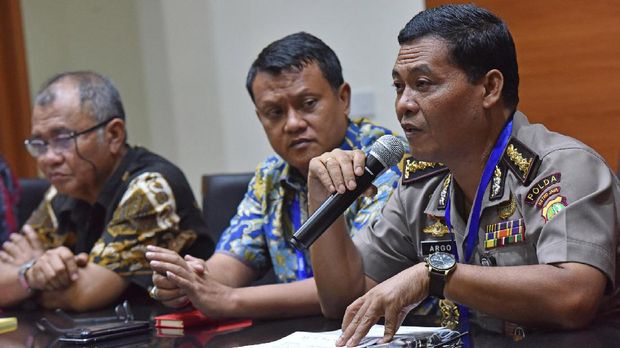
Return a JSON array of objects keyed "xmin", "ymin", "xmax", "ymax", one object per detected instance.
[
  {"xmin": 402, "ymin": 157, "xmax": 448, "ymax": 185},
  {"xmin": 502, "ymin": 138, "xmax": 540, "ymax": 185}
]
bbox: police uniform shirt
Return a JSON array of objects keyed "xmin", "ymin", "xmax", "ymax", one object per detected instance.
[{"xmin": 353, "ymin": 111, "xmax": 620, "ymax": 329}]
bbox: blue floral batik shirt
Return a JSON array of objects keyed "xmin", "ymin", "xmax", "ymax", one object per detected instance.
[{"xmin": 216, "ymin": 118, "xmax": 406, "ymax": 283}]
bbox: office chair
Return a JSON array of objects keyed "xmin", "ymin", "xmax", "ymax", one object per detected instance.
[
  {"xmin": 201, "ymin": 172, "xmax": 254, "ymax": 244},
  {"xmin": 17, "ymin": 178, "xmax": 50, "ymax": 228},
  {"xmin": 201, "ymin": 172, "xmax": 277, "ymax": 284}
]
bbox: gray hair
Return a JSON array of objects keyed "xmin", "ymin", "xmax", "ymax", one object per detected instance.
[{"xmin": 35, "ymin": 71, "xmax": 126, "ymax": 123}]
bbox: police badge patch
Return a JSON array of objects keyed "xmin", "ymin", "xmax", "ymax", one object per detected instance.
[{"xmin": 541, "ymin": 196, "xmax": 567, "ymax": 222}]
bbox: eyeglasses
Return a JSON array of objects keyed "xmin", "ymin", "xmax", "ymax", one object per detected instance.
[{"xmin": 24, "ymin": 117, "xmax": 116, "ymax": 158}]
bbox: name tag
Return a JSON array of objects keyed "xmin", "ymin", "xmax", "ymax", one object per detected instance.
[{"xmin": 421, "ymin": 240, "xmax": 457, "ymax": 256}]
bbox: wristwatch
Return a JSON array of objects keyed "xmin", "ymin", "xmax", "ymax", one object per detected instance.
[
  {"xmin": 18, "ymin": 259, "xmax": 37, "ymax": 293},
  {"xmin": 426, "ymin": 252, "xmax": 456, "ymax": 299}
]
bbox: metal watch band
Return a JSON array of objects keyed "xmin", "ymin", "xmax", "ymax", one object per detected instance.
[{"xmin": 18, "ymin": 259, "xmax": 36, "ymax": 292}]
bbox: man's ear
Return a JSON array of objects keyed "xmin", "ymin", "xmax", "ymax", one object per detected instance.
[
  {"xmin": 338, "ymin": 82, "xmax": 351, "ymax": 117},
  {"xmin": 482, "ymin": 69, "xmax": 504, "ymax": 109},
  {"xmin": 105, "ymin": 118, "xmax": 126, "ymax": 154}
]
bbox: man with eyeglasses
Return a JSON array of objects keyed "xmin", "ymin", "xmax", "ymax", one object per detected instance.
[{"xmin": 0, "ymin": 71, "xmax": 212, "ymax": 311}]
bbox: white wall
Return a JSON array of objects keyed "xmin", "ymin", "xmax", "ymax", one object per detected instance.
[{"xmin": 21, "ymin": 0, "xmax": 424, "ymax": 198}]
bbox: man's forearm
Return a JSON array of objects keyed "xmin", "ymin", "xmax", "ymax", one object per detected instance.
[
  {"xmin": 309, "ymin": 217, "xmax": 366, "ymax": 318},
  {"xmin": 445, "ymin": 262, "xmax": 606, "ymax": 329},
  {"xmin": 229, "ymin": 278, "xmax": 322, "ymax": 318},
  {"xmin": 0, "ymin": 264, "xmax": 34, "ymax": 307},
  {"xmin": 37, "ymin": 263, "xmax": 129, "ymax": 311}
]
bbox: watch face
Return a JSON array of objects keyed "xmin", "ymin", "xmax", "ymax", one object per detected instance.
[{"xmin": 429, "ymin": 252, "xmax": 456, "ymax": 271}]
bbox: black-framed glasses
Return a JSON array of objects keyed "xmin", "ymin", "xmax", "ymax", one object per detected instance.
[{"xmin": 24, "ymin": 117, "xmax": 117, "ymax": 158}]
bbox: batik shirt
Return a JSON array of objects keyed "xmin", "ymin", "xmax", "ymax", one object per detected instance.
[
  {"xmin": 216, "ymin": 118, "xmax": 405, "ymax": 283},
  {"xmin": 26, "ymin": 146, "xmax": 211, "ymax": 289}
]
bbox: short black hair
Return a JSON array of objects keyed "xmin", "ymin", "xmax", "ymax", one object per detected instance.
[
  {"xmin": 35, "ymin": 71, "xmax": 126, "ymax": 123},
  {"xmin": 246, "ymin": 32, "xmax": 344, "ymax": 102},
  {"xmin": 398, "ymin": 4, "xmax": 519, "ymax": 110}
]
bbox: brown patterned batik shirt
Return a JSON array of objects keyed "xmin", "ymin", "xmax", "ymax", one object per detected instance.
[{"xmin": 25, "ymin": 146, "xmax": 211, "ymax": 289}]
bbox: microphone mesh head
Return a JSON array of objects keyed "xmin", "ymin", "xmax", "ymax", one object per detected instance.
[{"xmin": 371, "ymin": 135, "xmax": 406, "ymax": 167}]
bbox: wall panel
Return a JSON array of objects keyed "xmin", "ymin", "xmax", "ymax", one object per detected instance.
[{"xmin": 427, "ymin": 0, "xmax": 620, "ymax": 170}]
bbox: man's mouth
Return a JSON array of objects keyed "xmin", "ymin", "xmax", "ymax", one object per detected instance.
[{"xmin": 290, "ymin": 138, "xmax": 313, "ymax": 148}]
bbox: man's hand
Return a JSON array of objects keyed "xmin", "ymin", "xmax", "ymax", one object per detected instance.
[
  {"xmin": 336, "ymin": 263, "xmax": 429, "ymax": 347},
  {"xmin": 26, "ymin": 247, "xmax": 88, "ymax": 291},
  {"xmin": 146, "ymin": 245, "xmax": 236, "ymax": 318},
  {"xmin": 0, "ymin": 225, "xmax": 44, "ymax": 265},
  {"xmin": 307, "ymin": 149, "xmax": 376, "ymax": 209},
  {"xmin": 148, "ymin": 248, "xmax": 206, "ymax": 308}
]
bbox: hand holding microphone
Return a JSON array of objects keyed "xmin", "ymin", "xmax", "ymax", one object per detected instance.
[{"xmin": 291, "ymin": 135, "xmax": 405, "ymax": 250}]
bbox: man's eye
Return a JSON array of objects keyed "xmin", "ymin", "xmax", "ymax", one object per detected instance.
[
  {"xmin": 415, "ymin": 79, "xmax": 431, "ymax": 91},
  {"xmin": 392, "ymin": 82, "xmax": 405, "ymax": 93},
  {"xmin": 303, "ymin": 98, "xmax": 317, "ymax": 109},
  {"xmin": 264, "ymin": 108, "xmax": 283, "ymax": 119}
]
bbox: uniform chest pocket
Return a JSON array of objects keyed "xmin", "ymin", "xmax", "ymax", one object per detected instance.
[
  {"xmin": 483, "ymin": 241, "xmax": 538, "ymax": 267},
  {"xmin": 481, "ymin": 218, "xmax": 537, "ymax": 266}
]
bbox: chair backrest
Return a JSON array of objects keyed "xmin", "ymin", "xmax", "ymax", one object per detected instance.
[
  {"xmin": 201, "ymin": 172, "xmax": 254, "ymax": 244},
  {"xmin": 17, "ymin": 178, "xmax": 50, "ymax": 228}
]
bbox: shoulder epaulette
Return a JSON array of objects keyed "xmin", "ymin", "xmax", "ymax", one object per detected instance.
[
  {"xmin": 402, "ymin": 157, "xmax": 448, "ymax": 185},
  {"xmin": 501, "ymin": 137, "xmax": 540, "ymax": 185}
]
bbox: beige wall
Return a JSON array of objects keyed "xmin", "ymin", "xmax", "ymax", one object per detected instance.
[{"xmin": 21, "ymin": 0, "xmax": 424, "ymax": 196}]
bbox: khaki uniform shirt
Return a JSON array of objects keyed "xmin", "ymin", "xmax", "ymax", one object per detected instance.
[{"xmin": 354, "ymin": 112, "xmax": 620, "ymax": 331}]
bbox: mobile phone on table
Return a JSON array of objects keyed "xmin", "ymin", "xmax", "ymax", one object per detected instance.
[{"xmin": 58, "ymin": 320, "xmax": 151, "ymax": 344}]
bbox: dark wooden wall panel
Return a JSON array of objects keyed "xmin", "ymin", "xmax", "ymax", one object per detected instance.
[
  {"xmin": 0, "ymin": 0, "xmax": 36, "ymax": 177},
  {"xmin": 426, "ymin": 0, "xmax": 620, "ymax": 171}
]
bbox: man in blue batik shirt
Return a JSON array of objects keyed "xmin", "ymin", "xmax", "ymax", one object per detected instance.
[{"xmin": 145, "ymin": 32, "xmax": 405, "ymax": 319}]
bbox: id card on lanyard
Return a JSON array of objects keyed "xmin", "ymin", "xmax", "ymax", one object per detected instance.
[
  {"xmin": 444, "ymin": 118, "xmax": 513, "ymax": 346},
  {"xmin": 290, "ymin": 195, "xmax": 312, "ymax": 280}
]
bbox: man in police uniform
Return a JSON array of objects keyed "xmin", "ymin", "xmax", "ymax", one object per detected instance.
[{"xmin": 307, "ymin": 4, "xmax": 620, "ymax": 346}]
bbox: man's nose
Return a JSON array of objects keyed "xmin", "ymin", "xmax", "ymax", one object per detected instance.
[
  {"xmin": 38, "ymin": 146, "xmax": 64, "ymax": 166},
  {"xmin": 284, "ymin": 109, "xmax": 307, "ymax": 133},
  {"xmin": 396, "ymin": 87, "xmax": 420, "ymax": 118}
]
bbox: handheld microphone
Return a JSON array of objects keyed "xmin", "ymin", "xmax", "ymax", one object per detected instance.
[{"xmin": 290, "ymin": 135, "xmax": 405, "ymax": 250}]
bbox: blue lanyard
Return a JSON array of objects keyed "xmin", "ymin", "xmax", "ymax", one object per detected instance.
[
  {"xmin": 291, "ymin": 195, "xmax": 312, "ymax": 279},
  {"xmin": 444, "ymin": 118, "xmax": 513, "ymax": 344},
  {"xmin": 444, "ymin": 118, "xmax": 513, "ymax": 262}
]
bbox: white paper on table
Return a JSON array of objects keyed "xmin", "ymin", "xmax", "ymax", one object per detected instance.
[{"xmin": 239, "ymin": 324, "xmax": 442, "ymax": 348}]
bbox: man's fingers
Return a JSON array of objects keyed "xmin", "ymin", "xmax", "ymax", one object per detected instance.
[
  {"xmin": 38, "ymin": 260, "xmax": 62, "ymax": 289},
  {"xmin": 153, "ymin": 272, "xmax": 178, "ymax": 289},
  {"xmin": 381, "ymin": 306, "xmax": 403, "ymax": 344},
  {"xmin": 153, "ymin": 285, "xmax": 185, "ymax": 301},
  {"xmin": 184, "ymin": 255, "xmax": 206, "ymax": 273},
  {"xmin": 2, "ymin": 241, "xmax": 20, "ymax": 258},
  {"xmin": 338, "ymin": 299, "xmax": 370, "ymax": 346},
  {"xmin": 162, "ymin": 296, "xmax": 190, "ymax": 309},
  {"xmin": 309, "ymin": 157, "xmax": 337, "ymax": 194},
  {"xmin": 74, "ymin": 253, "xmax": 89, "ymax": 267},
  {"xmin": 150, "ymin": 259, "xmax": 192, "ymax": 280},
  {"xmin": 0, "ymin": 250, "xmax": 15, "ymax": 264},
  {"xmin": 146, "ymin": 250, "xmax": 188, "ymax": 268},
  {"xmin": 323, "ymin": 154, "xmax": 347, "ymax": 194},
  {"xmin": 146, "ymin": 245, "xmax": 178, "ymax": 255},
  {"xmin": 352, "ymin": 150, "xmax": 367, "ymax": 177},
  {"xmin": 165, "ymin": 271, "xmax": 194, "ymax": 291},
  {"xmin": 23, "ymin": 225, "xmax": 44, "ymax": 253},
  {"xmin": 337, "ymin": 152, "xmax": 359, "ymax": 192},
  {"xmin": 9, "ymin": 233, "xmax": 29, "ymax": 253}
]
